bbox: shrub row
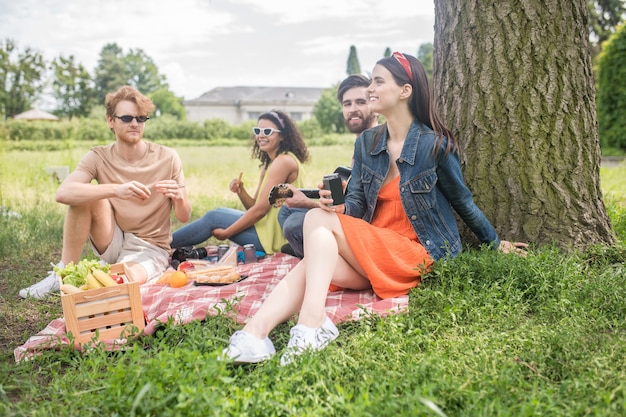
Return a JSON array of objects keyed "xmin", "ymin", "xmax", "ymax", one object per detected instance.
[{"xmin": 0, "ymin": 114, "xmax": 325, "ymax": 143}]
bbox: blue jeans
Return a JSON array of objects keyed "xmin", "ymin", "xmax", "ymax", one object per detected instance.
[
  {"xmin": 171, "ymin": 207, "xmax": 264, "ymax": 252},
  {"xmin": 277, "ymin": 206, "xmax": 308, "ymax": 258}
]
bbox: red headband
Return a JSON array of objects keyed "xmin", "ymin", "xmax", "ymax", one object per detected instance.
[{"xmin": 392, "ymin": 52, "xmax": 414, "ymax": 82}]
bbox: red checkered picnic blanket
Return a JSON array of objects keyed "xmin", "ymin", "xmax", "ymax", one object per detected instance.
[{"xmin": 14, "ymin": 253, "xmax": 408, "ymax": 362}]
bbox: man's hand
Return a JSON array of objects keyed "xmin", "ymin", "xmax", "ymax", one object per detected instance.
[
  {"xmin": 156, "ymin": 180, "xmax": 183, "ymax": 200},
  {"xmin": 117, "ymin": 181, "xmax": 151, "ymax": 200},
  {"xmin": 284, "ymin": 185, "xmax": 319, "ymax": 209},
  {"xmin": 498, "ymin": 240, "xmax": 529, "ymax": 256}
]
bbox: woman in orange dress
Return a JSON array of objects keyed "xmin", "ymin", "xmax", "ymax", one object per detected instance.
[{"xmin": 223, "ymin": 53, "xmax": 527, "ymax": 366}]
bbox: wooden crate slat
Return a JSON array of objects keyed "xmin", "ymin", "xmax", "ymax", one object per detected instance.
[
  {"xmin": 75, "ymin": 310, "xmax": 134, "ymax": 332},
  {"xmin": 74, "ymin": 295, "xmax": 131, "ymax": 317}
]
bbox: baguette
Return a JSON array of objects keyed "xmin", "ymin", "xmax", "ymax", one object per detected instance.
[
  {"xmin": 60, "ymin": 284, "xmax": 82, "ymax": 294},
  {"xmin": 194, "ymin": 269, "xmax": 241, "ymax": 284},
  {"xmin": 185, "ymin": 265, "xmax": 234, "ymax": 278}
]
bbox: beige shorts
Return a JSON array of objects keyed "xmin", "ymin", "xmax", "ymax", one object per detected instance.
[{"xmin": 91, "ymin": 224, "xmax": 169, "ymax": 281}]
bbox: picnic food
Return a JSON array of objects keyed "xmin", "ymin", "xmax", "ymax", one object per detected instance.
[
  {"xmin": 92, "ymin": 269, "xmax": 119, "ymax": 287},
  {"xmin": 85, "ymin": 273, "xmax": 104, "ymax": 290},
  {"xmin": 192, "ymin": 265, "xmax": 241, "ymax": 284},
  {"xmin": 177, "ymin": 261, "xmax": 195, "ymax": 273},
  {"xmin": 169, "ymin": 271, "xmax": 188, "ymax": 288},
  {"xmin": 57, "ymin": 260, "xmax": 127, "ymax": 294},
  {"xmin": 59, "ymin": 284, "xmax": 82, "ymax": 294},
  {"xmin": 111, "ymin": 274, "xmax": 124, "ymax": 284},
  {"xmin": 55, "ymin": 259, "xmax": 111, "ymax": 288}
]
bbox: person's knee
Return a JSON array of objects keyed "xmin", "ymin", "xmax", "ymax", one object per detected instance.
[
  {"xmin": 303, "ymin": 208, "xmax": 330, "ymax": 226},
  {"xmin": 66, "ymin": 199, "xmax": 113, "ymax": 233},
  {"xmin": 283, "ymin": 225, "xmax": 300, "ymax": 247},
  {"xmin": 196, "ymin": 209, "xmax": 221, "ymax": 228},
  {"xmin": 283, "ymin": 215, "xmax": 303, "ymax": 237}
]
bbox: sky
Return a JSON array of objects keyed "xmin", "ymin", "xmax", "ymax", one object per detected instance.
[{"xmin": 0, "ymin": 0, "xmax": 435, "ymax": 102}]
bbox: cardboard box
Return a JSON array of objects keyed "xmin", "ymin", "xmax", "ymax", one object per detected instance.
[{"xmin": 60, "ymin": 263, "xmax": 145, "ymax": 344}]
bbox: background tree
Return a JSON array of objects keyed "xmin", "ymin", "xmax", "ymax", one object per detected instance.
[
  {"xmin": 384, "ymin": 47, "xmax": 392, "ymax": 57},
  {"xmin": 93, "ymin": 43, "xmax": 179, "ymax": 118},
  {"xmin": 93, "ymin": 43, "xmax": 130, "ymax": 104},
  {"xmin": 50, "ymin": 55, "xmax": 97, "ymax": 119},
  {"xmin": 596, "ymin": 23, "xmax": 626, "ymax": 152},
  {"xmin": 417, "ymin": 42, "xmax": 433, "ymax": 80},
  {"xmin": 149, "ymin": 88, "xmax": 186, "ymax": 120},
  {"xmin": 125, "ymin": 48, "xmax": 164, "ymax": 94},
  {"xmin": 588, "ymin": 0, "xmax": 626, "ymax": 51},
  {"xmin": 346, "ymin": 45, "xmax": 361, "ymax": 75},
  {"xmin": 433, "ymin": 0, "xmax": 614, "ymax": 249},
  {"xmin": 0, "ymin": 39, "xmax": 46, "ymax": 119},
  {"xmin": 313, "ymin": 84, "xmax": 344, "ymax": 133}
]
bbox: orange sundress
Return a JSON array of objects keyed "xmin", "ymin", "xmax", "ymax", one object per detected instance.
[{"xmin": 336, "ymin": 176, "xmax": 433, "ymax": 299}]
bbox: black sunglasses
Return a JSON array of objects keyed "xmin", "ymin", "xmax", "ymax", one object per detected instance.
[
  {"xmin": 115, "ymin": 115, "xmax": 149, "ymax": 123},
  {"xmin": 252, "ymin": 127, "xmax": 281, "ymax": 136}
]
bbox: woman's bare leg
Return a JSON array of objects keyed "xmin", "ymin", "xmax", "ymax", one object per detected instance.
[
  {"xmin": 241, "ymin": 260, "xmax": 308, "ymax": 338},
  {"xmin": 297, "ymin": 208, "xmax": 370, "ymax": 328},
  {"xmin": 241, "ymin": 208, "xmax": 371, "ymax": 338}
]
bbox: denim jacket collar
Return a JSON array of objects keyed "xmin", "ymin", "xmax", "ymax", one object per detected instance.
[{"xmin": 370, "ymin": 121, "xmax": 423, "ymax": 166}]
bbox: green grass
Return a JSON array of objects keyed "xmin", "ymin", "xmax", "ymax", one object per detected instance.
[{"xmin": 1, "ymin": 146, "xmax": 626, "ymax": 416}]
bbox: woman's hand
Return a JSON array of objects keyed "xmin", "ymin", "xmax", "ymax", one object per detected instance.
[
  {"xmin": 212, "ymin": 228, "xmax": 229, "ymax": 241},
  {"xmin": 229, "ymin": 172, "xmax": 244, "ymax": 194},
  {"xmin": 498, "ymin": 240, "xmax": 529, "ymax": 256},
  {"xmin": 318, "ymin": 189, "xmax": 344, "ymax": 213}
]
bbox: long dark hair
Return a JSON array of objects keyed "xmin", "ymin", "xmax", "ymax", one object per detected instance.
[
  {"xmin": 373, "ymin": 53, "xmax": 457, "ymax": 156},
  {"xmin": 251, "ymin": 109, "xmax": 310, "ymax": 169}
]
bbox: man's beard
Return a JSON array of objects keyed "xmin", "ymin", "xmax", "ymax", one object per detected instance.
[{"xmin": 346, "ymin": 113, "xmax": 376, "ymax": 134}]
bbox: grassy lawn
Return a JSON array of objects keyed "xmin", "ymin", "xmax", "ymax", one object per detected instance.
[{"xmin": 1, "ymin": 145, "xmax": 625, "ymax": 416}]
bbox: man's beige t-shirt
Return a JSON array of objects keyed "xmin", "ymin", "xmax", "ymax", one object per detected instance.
[{"xmin": 75, "ymin": 142, "xmax": 185, "ymax": 251}]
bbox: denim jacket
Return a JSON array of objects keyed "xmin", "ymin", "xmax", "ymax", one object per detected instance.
[{"xmin": 344, "ymin": 120, "xmax": 500, "ymax": 261}]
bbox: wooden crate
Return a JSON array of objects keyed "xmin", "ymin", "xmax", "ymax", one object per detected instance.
[{"xmin": 60, "ymin": 263, "xmax": 145, "ymax": 344}]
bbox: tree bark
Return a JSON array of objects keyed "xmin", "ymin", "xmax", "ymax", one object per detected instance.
[{"xmin": 433, "ymin": 0, "xmax": 614, "ymax": 249}]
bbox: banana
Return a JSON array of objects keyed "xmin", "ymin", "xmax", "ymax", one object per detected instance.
[
  {"xmin": 92, "ymin": 269, "xmax": 118, "ymax": 287},
  {"xmin": 85, "ymin": 273, "xmax": 104, "ymax": 289}
]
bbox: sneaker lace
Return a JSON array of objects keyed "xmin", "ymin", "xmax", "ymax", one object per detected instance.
[
  {"xmin": 287, "ymin": 327, "xmax": 309, "ymax": 350},
  {"xmin": 315, "ymin": 328, "xmax": 334, "ymax": 347}
]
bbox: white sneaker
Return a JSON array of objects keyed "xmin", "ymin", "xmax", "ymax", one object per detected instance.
[
  {"xmin": 280, "ymin": 316, "xmax": 339, "ymax": 366},
  {"xmin": 19, "ymin": 262, "xmax": 64, "ymax": 299},
  {"xmin": 222, "ymin": 330, "xmax": 276, "ymax": 364}
]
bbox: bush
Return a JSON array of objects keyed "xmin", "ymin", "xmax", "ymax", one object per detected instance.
[
  {"xmin": 298, "ymin": 117, "xmax": 324, "ymax": 140},
  {"xmin": 144, "ymin": 115, "xmax": 204, "ymax": 140},
  {"xmin": 0, "ymin": 117, "xmax": 354, "ymax": 148},
  {"xmin": 74, "ymin": 118, "xmax": 109, "ymax": 140},
  {"xmin": 231, "ymin": 119, "xmax": 256, "ymax": 141},
  {"xmin": 3, "ymin": 119, "xmax": 73, "ymax": 141},
  {"xmin": 596, "ymin": 23, "xmax": 626, "ymax": 152}
]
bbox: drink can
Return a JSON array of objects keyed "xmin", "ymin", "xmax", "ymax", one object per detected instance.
[
  {"xmin": 243, "ymin": 244, "xmax": 257, "ymax": 263},
  {"xmin": 217, "ymin": 244, "xmax": 229, "ymax": 260}
]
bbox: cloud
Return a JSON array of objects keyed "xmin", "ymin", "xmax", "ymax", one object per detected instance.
[{"xmin": 0, "ymin": 0, "xmax": 434, "ymax": 100}]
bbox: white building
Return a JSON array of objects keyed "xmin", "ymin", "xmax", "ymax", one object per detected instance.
[{"xmin": 184, "ymin": 86, "xmax": 325, "ymax": 125}]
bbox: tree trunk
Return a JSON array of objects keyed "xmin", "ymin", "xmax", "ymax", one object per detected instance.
[{"xmin": 433, "ymin": 0, "xmax": 614, "ymax": 249}]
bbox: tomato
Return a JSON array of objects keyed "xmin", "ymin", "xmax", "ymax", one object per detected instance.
[
  {"xmin": 111, "ymin": 274, "xmax": 125, "ymax": 284},
  {"xmin": 178, "ymin": 261, "xmax": 195, "ymax": 273}
]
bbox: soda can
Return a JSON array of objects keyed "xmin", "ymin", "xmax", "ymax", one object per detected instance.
[
  {"xmin": 217, "ymin": 244, "xmax": 229, "ymax": 260},
  {"xmin": 243, "ymin": 244, "xmax": 257, "ymax": 263}
]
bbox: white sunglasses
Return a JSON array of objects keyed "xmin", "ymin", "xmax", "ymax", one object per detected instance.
[{"xmin": 253, "ymin": 127, "xmax": 281, "ymax": 136}]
